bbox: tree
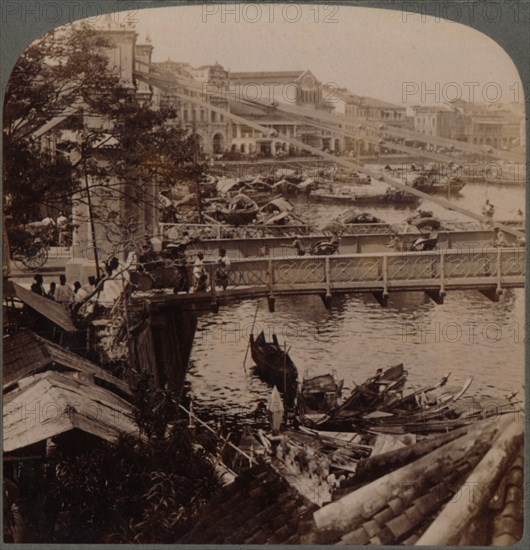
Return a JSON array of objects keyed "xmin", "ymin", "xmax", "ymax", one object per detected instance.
[
  {"xmin": 3, "ymin": 22, "xmax": 196, "ymax": 229},
  {"xmin": 5, "ymin": 377, "xmax": 222, "ymax": 544}
]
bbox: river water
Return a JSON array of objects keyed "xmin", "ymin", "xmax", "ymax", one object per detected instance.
[{"xmin": 187, "ymin": 182, "xmax": 525, "ymax": 422}]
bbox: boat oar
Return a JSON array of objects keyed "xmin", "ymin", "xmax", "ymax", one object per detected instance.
[{"xmin": 242, "ymin": 299, "xmax": 260, "ymax": 374}]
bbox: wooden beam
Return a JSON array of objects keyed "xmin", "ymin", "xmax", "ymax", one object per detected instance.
[{"xmin": 425, "ymin": 289, "xmax": 445, "ymax": 305}]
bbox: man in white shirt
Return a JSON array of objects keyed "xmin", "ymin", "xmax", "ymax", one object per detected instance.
[{"xmin": 55, "ymin": 274, "xmax": 74, "ymax": 305}]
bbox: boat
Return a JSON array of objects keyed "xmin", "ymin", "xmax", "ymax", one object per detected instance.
[
  {"xmin": 317, "ymin": 370, "xmax": 476, "ymax": 435},
  {"xmin": 405, "ymin": 210, "xmax": 442, "ymax": 231},
  {"xmin": 411, "ymin": 173, "xmax": 466, "ymax": 194},
  {"xmin": 310, "ymin": 186, "xmax": 420, "ymax": 206},
  {"xmin": 216, "ymin": 193, "xmax": 259, "ymax": 225},
  {"xmin": 255, "ymin": 197, "xmax": 297, "ymax": 225},
  {"xmin": 249, "ymin": 332, "xmax": 298, "ymax": 400},
  {"xmin": 297, "ymin": 372, "xmax": 344, "ymax": 426},
  {"xmin": 312, "ymin": 364, "xmax": 408, "ymax": 430},
  {"xmin": 336, "ymin": 208, "xmax": 382, "ymax": 225},
  {"xmin": 394, "ymin": 164, "xmax": 466, "ymax": 194}
]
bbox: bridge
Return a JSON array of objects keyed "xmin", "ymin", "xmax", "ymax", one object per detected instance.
[
  {"xmin": 158, "ymin": 222, "xmax": 521, "ymax": 260},
  {"xmin": 138, "ymin": 246, "xmax": 525, "ymax": 312}
]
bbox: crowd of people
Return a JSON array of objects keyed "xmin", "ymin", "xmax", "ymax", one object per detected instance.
[
  {"xmin": 191, "ymin": 248, "xmax": 232, "ymax": 292},
  {"xmin": 31, "ymin": 273, "xmax": 99, "ymax": 308}
]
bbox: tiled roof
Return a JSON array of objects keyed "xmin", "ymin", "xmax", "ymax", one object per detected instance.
[
  {"xmin": 177, "ymin": 462, "xmax": 317, "ymax": 544},
  {"xmin": 459, "ymin": 440, "xmax": 524, "ymax": 545},
  {"xmin": 490, "ymin": 445, "xmax": 524, "ymax": 545},
  {"xmin": 3, "ymin": 330, "xmax": 131, "ymax": 397},
  {"xmin": 307, "ymin": 437, "xmax": 491, "ymax": 545},
  {"xmin": 303, "ymin": 418, "xmax": 514, "ymax": 545}
]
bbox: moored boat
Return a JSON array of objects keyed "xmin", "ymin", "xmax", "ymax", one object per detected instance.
[
  {"xmin": 297, "ymin": 372, "xmax": 344, "ymax": 426},
  {"xmin": 249, "ymin": 332, "xmax": 298, "ymax": 401},
  {"xmin": 310, "ymin": 186, "xmax": 420, "ymax": 206},
  {"xmin": 217, "ymin": 193, "xmax": 259, "ymax": 225}
]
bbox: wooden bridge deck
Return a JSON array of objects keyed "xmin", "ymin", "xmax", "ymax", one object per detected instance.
[{"xmin": 138, "ymin": 247, "xmax": 525, "ymax": 310}]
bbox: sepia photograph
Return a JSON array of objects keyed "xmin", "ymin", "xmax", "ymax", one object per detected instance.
[{"xmin": 1, "ymin": 1, "xmax": 526, "ymax": 545}]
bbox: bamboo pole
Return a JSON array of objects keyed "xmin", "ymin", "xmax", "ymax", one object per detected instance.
[{"xmin": 179, "ymin": 404, "xmax": 255, "ymax": 465}]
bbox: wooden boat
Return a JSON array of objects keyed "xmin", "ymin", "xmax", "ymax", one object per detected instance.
[
  {"xmin": 411, "ymin": 173, "xmax": 466, "ymax": 194},
  {"xmin": 217, "ymin": 193, "xmax": 259, "ymax": 225},
  {"xmin": 406, "ymin": 210, "xmax": 442, "ymax": 231},
  {"xmin": 320, "ymin": 374, "xmax": 475, "ymax": 434},
  {"xmin": 249, "ymin": 332, "xmax": 298, "ymax": 400},
  {"xmin": 391, "ymin": 165, "xmax": 466, "ymax": 194},
  {"xmin": 297, "ymin": 372, "xmax": 344, "ymax": 426},
  {"xmin": 313, "ymin": 364, "xmax": 408, "ymax": 430},
  {"xmin": 310, "ymin": 187, "xmax": 420, "ymax": 206}
]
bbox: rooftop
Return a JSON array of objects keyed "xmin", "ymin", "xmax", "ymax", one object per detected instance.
[{"xmin": 178, "ymin": 462, "xmax": 317, "ymax": 544}]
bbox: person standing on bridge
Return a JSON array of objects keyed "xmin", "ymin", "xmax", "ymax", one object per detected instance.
[
  {"xmin": 215, "ymin": 248, "xmax": 231, "ymax": 290},
  {"xmin": 482, "ymin": 199, "xmax": 495, "ymax": 226},
  {"xmin": 192, "ymin": 252, "xmax": 207, "ymax": 292}
]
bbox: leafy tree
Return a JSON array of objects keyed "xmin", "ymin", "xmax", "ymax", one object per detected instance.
[{"xmin": 3, "ymin": 22, "xmax": 196, "ymax": 230}]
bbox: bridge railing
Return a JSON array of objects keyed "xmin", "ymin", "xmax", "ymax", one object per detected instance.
[
  {"xmin": 143, "ymin": 247, "xmax": 524, "ymax": 298},
  {"xmin": 223, "ymin": 248, "xmax": 525, "ymax": 292},
  {"xmin": 158, "ymin": 220, "xmax": 489, "ymax": 242}
]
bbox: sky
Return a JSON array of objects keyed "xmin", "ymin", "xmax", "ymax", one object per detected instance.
[{"xmin": 128, "ymin": 4, "xmax": 522, "ymax": 106}]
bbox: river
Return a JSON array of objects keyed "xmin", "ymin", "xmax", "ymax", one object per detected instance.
[{"xmin": 186, "ymin": 182, "xmax": 525, "ymax": 422}]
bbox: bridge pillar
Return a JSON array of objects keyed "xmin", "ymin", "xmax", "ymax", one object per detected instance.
[
  {"xmin": 130, "ymin": 305, "xmax": 198, "ymax": 392},
  {"xmin": 267, "ymin": 296, "xmax": 275, "ymax": 312},
  {"xmin": 425, "ymin": 290, "xmax": 445, "ymax": 305},
  {"xmin": 372, "ymin": 291, "xmax": 389, "ymax": 307},
  {"xmin": 320, "ymin": 293, "xmax": 333, "ymax": 310},
  {"xmin": 478, "ymin": 287, "xmax": 503, "ymax": 303}
]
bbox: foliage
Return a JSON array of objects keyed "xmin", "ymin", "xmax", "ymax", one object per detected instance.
[
  {"xmin": 3, "ymin": 22, "xmax": 196, "ymax": 227},
  {"xmin": 36, "ymin": 377, "xmax": 222, "ymax": 543}
]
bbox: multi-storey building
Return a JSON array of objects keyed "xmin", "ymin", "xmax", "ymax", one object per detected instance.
[
  {"xmin": 227, "ymin": 69, "xmax": 335, "ymax": 155},
  {"xmin": 412, "ymin": 105, "xmax": 461, "ymax": 140},
  {"xmin": 446, "ymin": 100, "xmax": 522, "ymax": 150}
]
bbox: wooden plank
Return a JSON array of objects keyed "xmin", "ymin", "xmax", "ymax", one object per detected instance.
[{"xmin": 13, "ymin": 282, "xmax": 77, "ymax": 332}]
